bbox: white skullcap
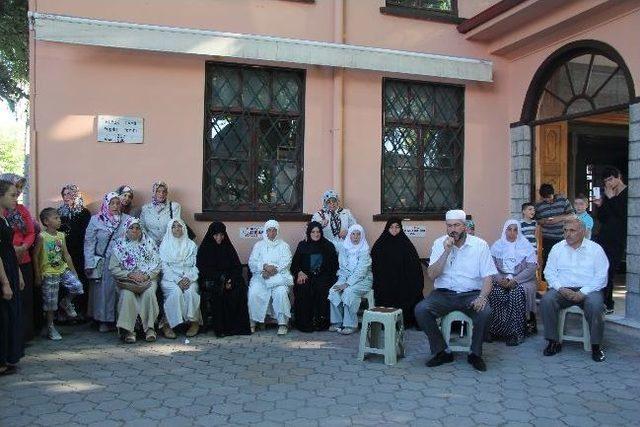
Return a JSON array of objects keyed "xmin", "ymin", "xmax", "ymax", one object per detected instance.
[{"xmin": 445, "ymin": 209, "xmax": 466, "ymax": 221}]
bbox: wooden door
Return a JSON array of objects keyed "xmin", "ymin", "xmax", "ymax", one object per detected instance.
[
  {"xmin": 534, "ymin": 121, "xmax": 568, "ymax": 292},
  {"xmin": 535, "ymin": 122, "xmax": 568, "ymax": 197}
]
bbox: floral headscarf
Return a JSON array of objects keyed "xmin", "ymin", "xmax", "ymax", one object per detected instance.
[
  {"xmin": 58, "ymin": 184, "xmax": 85, "ymax": 218},
  {"xmin": 152, "ymin": 181, "xmax": 168, "ymax": 207},
  {"xmin": 0, "ymin": 173, "xmax": 27, "ymax": 232},
  {"xmin": 99, "ymin": 192, "xmax": 122, "ymax": 232},
  {"xmin": 319, "ymin": 189, "xmax": 343, "ymax": 238},
  {"xmin": 112, "ymin": 217, "xmax": 160, "ymax": 273}
]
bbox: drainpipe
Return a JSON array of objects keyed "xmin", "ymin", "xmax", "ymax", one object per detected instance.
[
  {"xmin": 28, "ymin": 0, "xmax": 38, "ymax": 212},
  {"xmin": 332, "ymin": 0, "xmax": 345, "ymax": 197}
]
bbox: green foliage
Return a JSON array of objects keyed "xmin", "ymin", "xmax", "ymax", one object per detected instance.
[
  {"xmin": 0, "ymin": 122, "xmax": 25, "ymax": 175},
  {"xmin": 0, "ymin": 0, "xmax": 29, "ymax": 111}
]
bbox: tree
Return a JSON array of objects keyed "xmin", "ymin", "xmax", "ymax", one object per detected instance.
[
  {"xmin": 0, "ymin": 0, "xmax": 29, "ymax": 112},
  {"xmin": 0, "ymin": 122, "xmax": 25, "ymax": 175}
]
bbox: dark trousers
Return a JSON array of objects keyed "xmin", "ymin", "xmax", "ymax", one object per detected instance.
[
  {"xmin": 541, "ymin": 238, "xmax": 562, "ymax": 281},
  {"xmin": 414, "ymin": 289, "xmax": 492, "ymax": 356},
  {"xmin": 601, "ymin": 244, "xmax": 623, "ymax": 310},
  {"xmin": 541, "ymin": 289, "xmax": 604, "ymax": 345}
]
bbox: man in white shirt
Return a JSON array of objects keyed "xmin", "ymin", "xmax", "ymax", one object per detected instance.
[
  {"xmin": 541, "ymin": 218, "xmax": 609, "ymax": 362},
  {"xmin": 414, "ymin": 210, "xmax": 497, "ymax": 372}
]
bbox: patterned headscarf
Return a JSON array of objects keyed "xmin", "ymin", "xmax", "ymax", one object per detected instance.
[
  {"xmin": 319, "ymin": 189, "xmax": 343, "ymax": 238},
  {"xmin": 0, "ymin": 173, "xmax": 27, "ymax": 232},
  {"xmin": 112, "ymin": 217, "xmax": 160, "ymax": 273},
  {"xmin": 152, "ymin": 181, "xmax": 168, "ymax": 210},
  {"xmin": 99, "ymin": 192, "xmax": 122, "ymax": 232},
  {"xmin": 58, "ymin": 184, "xmax": 85, "ymax": 218}
]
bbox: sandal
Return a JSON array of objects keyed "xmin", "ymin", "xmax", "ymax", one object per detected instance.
[
  {"xmin": 145, "ymin": 328, "xmax": 157, "ymax": 342},
  {"xmin": 124, "ymin": 331, "xmax": 136, "ymax": 344}
]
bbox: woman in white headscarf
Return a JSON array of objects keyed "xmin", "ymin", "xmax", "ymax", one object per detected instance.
[
  {"xmin": 109, "ymin": 218, "xmax": 161, "ymax": 343},
  {"xmin": 311, "ymin": 189, "xmax": 356, "ymax": 249},
  {"xmin": 488, "ymin": 219, "xmax": 538, "ymax": 346},
  {"xmin": 247, "ymin": 220, "xmax": 293, "ymax": 335},
  {"xmin": 159, "ymin": 219, "xmax": 201, "ymax": 339},
  {"xmin": 328, "ymin": 224, "xmax": 373, "ymax": 335}
]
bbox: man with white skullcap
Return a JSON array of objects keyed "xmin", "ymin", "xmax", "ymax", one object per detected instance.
[{"xmin": 414, "ymin": 209, "xmax": 497, "ymax": 371}]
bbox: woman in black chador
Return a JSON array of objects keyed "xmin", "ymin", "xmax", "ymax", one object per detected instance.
[
  {"xmin": 290, "ymin": 221, "xmax": 338, "ymax": 332},
  {"xmin": 196, "ymin": 222, "xmax": 250, "ymax": 337},
  {"xmin": 371, "ymin": 218, "xmax": 424, "ymax": 328}
]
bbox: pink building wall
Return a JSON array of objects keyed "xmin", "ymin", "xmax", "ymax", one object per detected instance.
[{"xmin": 28, "ymin": 0, "xmax": 639, "ymax": 262}]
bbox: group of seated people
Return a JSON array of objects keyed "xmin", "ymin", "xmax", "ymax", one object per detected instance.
[{"xmin": 0, "ymin": 176, "xmax": 612, "ymax": 376}]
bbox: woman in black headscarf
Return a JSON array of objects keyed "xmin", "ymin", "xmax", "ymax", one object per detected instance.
[
  {"xmin": 290, "ymin": 221, "xmax": 338, "ymax": 332},
  {"xmin": 196, "ymin": 222, "xmax": 250, "ymax": 337},
  {"xmin": 371, "ymin": 218, "xmax": 424, "ymax": 328}
]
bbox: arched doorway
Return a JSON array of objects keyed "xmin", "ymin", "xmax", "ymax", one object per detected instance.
[{"xmin": 510, "ymin": 40, "xmax": 638, "ymax": 320}]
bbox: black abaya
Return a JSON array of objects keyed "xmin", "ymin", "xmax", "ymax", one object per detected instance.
[
  {"xmin": 371, "ymin": 218, "xmax": 424, "ymax": 327},
  {"xmin": 1, "ymin": 217, "xmax": 24, "ymax": 366},
  {"xmin": 59, "ymin": 207, "xmax": 91, "ymax": 317},
  {"xmin": 290, "ymin": 221, "xmax": 338, "ymax": 332},
  {"xmin": 196, "ymin": 222, "xmax": 251, "ymax": 337}
]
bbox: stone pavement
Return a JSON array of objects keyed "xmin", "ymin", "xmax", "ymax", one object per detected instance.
[{"xmin": 2, "ymin": 320, "xmax": 640, "ymax": 427}]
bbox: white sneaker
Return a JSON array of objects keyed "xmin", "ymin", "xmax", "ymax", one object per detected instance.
[
  {"xmin": 328, "ymin": 324, "xmax": 341, "ymax": 332},
  {"xmin": 338, "ymin": 327, "xmax": 356, "ymax": 335},
  {"xmin": 277, "ymin": 325, "xmax": 288, "ymax": 336},
  {"xmin": 48, "ymin": 326, "xmax": 62, "ymax": 340},
  {"xmin": 60, "ymin": 297, "xmax": 77, "ymax": 318}
]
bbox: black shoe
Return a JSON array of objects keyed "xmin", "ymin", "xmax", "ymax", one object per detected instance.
[
  {"xmin": 543, "ymin": 340, "xmax": 562, "ymax": 356},
  {"xmin": 592, "ymin": 346, "xmax": 606, "ymax": 362},
  {"xmin": 426, "ymin": 350, "xmax": 454, "ymax": 367},
  {"xmin": 605, "ymin": 308, "xmax": 614, "ymax": 315},
  {"xmin": 467, "ymin": 353, "xmax": 487, "ymax": 372}
]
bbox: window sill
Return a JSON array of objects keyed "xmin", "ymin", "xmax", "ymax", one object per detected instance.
[
  {"xmin": 373, "ymin": 212, "xmax": 447, "ymax": 221},
  {"xmin": 195, "ymin": 212, "xmax": 312, "ymax": 222},
  {"xmin": 380, "ymin": 6, "xmax": 465, "ymax": 24}
]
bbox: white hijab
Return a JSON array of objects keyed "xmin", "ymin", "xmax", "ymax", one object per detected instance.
[
  {"xmin": 159, "ymin": 218, "xmax": 196, "ymax": 263},
  {"xmin": 491, "ymin": 219, "xmax": 537, "ymax": 274},
  {"xmin": 342, "ymin": 224, "xmax": 369, "ymax": 270},
  {"xmin": 263, "ymin": 219, "xmax": 281, "ymax": 248}
]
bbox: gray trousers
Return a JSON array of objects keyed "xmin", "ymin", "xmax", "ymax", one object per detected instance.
[
  {"xmin": 541, "ymin": 289, "xmax": 604, "ymax": 345},
  {"xmin": 414, "ymin": 289, "xmax": 492, "ymax": 356}
]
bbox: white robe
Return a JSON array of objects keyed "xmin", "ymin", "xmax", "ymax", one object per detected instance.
[
  {"xmin": 328, "ymin": 246, "xmax": 373, "ymax": 328},
  {"xmin": 160, "ymin": 245, "xmax": 201, "ymax": 328},
  {"xmin": 247, "ymin": 239, "xmax": 293, "ymax": 324},
  {"xmin": 311, "ymin": 208, "xmax": 356, "ymax": 249}
]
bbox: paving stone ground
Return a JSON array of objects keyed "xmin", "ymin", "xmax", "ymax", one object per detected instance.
[{"xmin": 2, "ymin": 318, "xmax": 640, "ymax": 426}]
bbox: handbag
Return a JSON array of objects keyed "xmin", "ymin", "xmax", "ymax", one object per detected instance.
[
  {"xmin": 169, "ymin": 202, "xmax": 196, "ymax": 240},
  {"xmin": 86, "ymin": 227, "xmax": 117, "ymax": 280}
]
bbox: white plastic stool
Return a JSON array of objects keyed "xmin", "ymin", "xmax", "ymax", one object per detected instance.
[
  {"xmin": 357, "ymin": 289, "xmax": 375, "ymax": 323},
  {"xmin": 440, "ymin": 311, "xmax": 473, "ymax": 353},
  {"xmin": 357, "ymin": 307, "xmax": 405, "ymax": 365},
  {"xmin": 558, "ymin": 305, "xmax": 591, "ymax": 351}
]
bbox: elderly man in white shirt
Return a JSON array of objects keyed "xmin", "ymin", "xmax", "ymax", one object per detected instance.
[
  {"xmin": 541, "ymin": 218, "xmax": 609, "ymax": 362},
  {"xmin": 414, "ymin": 210, "xmax": 497, "ymax": 372}
]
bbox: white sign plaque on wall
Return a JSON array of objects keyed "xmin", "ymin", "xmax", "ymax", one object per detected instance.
[
  {"xmin": 404, "ymin": 225, "xmax": 427, "ymax": 238},
  {"xmin": 97, "ymin": 115, "xmax": 144, "ymax": 143},
  {"xmin": 239, "ymin": 226, "xmax": 264, "ymax": 239}
]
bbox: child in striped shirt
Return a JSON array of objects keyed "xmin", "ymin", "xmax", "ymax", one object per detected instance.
[{"xmin": 520, "ymin": 202, "xmax": 538, "ymax": 253}]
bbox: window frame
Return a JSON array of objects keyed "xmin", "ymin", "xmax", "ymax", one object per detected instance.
[
  {"xmin": 375, "ymin": 77, "xmax": 465, "ymax": 221},
  {"xmin": 198, "ymin": 61, "xmax": 309, "ymax": 222},
  {"xmin": 380, "ymin": 0, "xmax": 464, "ymax": 24}
]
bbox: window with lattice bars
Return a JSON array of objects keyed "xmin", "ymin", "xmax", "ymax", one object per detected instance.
[
  {"xmin": 382, "ymin": 79, "xmax": 464, "ymax": 214},
  {"xmin": 386, "ymin": 0, "xmax": 456, "ymax": 13},
  {"xmin": 203, "ymin": 63, "xmax": 305, "ymax": 213}
]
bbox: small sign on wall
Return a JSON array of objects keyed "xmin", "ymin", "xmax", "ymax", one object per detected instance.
[
  {"xmin": 239, "ymin": 226, "xmax": 264, "ymax": 239},
  {"xmin": 97, "ymin": 115, "xmax": 144, "ymax": 143},
  {"xmin": 404, "ymin": 225, "xmax": 427, "ymax": 238}
]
